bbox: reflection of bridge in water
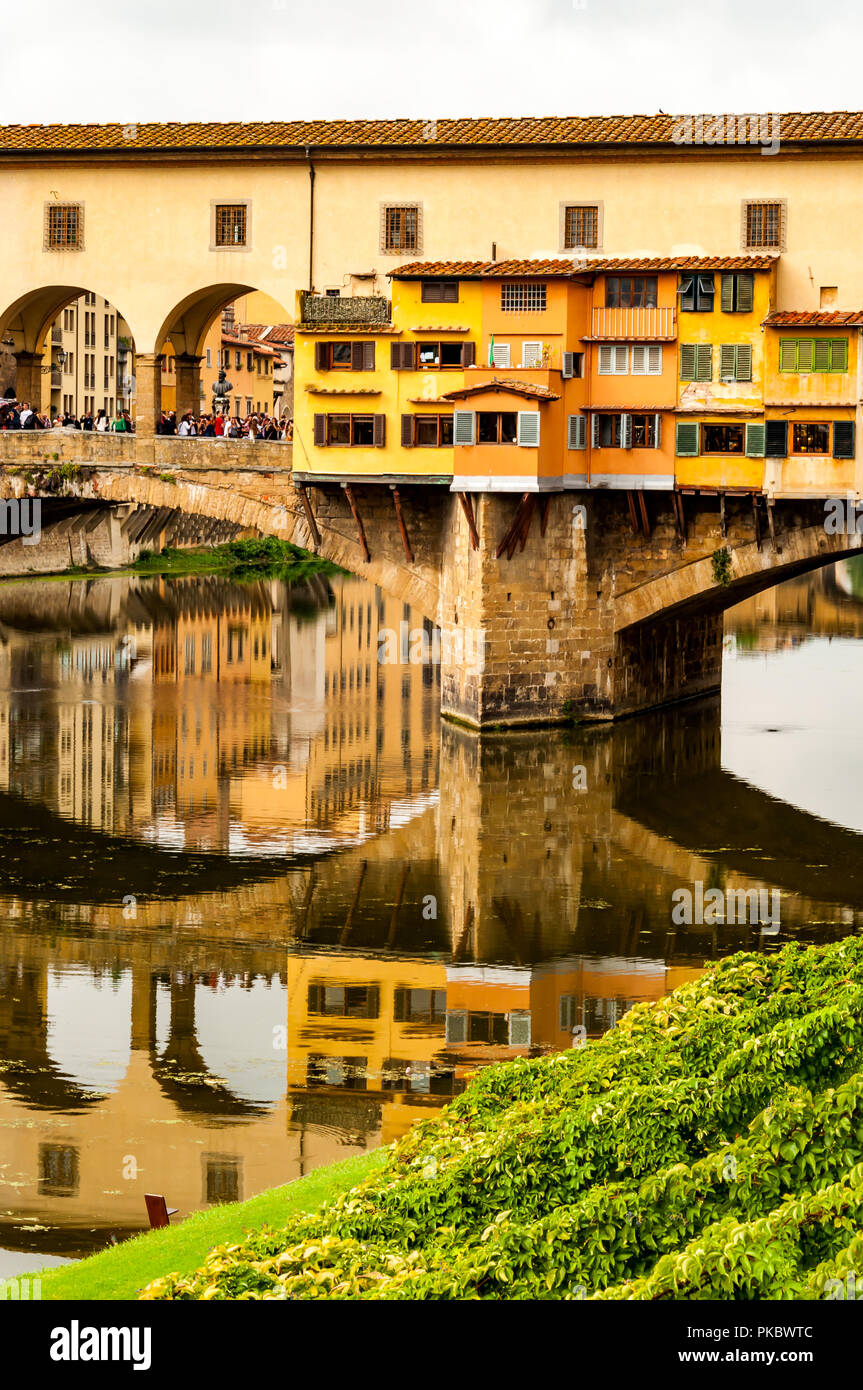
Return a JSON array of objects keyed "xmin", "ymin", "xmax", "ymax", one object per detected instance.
[{"xmin": 2, "ymin": 562, "xmax": 863, "ymax": 1256}]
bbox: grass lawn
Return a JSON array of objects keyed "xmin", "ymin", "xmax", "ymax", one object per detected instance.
[{"xmin": 36, "ymin": 1148, "xmax": 388, "ymax": 1302}]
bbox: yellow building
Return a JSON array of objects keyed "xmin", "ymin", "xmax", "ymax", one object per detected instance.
[{"xmin": 36, "ymin": 293, "xmax": 131, "ymax": 418}]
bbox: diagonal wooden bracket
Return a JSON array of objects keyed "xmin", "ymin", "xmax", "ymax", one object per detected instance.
[
  {"xmin": 752, "ymin": 493, "xmax": 762, "ymax": 552},
  {"xmin": 540, "ymin": 494, "xmax": 554, "ymax": 537},
  {"xmin": 295, "ymin": 485, "xmax": 321, "ymax": 549},
  {"xmin": 390, "ymin": 485, "xmax": 413, "ymax": 563},
  {"xmin": 672, "ymin": 490, "xmax": 687, "ymax": 543},
  {"xmin": 457, "ymin": 491, "xmax": 480, "ymax": 551},
  {"xmin": 497, "ymin": 492, "xmax": 535, "ymax": 559},
  {"xmin": 343, "ymin": 482, "xmax": 370, "ymax": 562}
]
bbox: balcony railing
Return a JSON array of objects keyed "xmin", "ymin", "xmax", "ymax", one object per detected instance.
[
  {"xmin": 299, "ymin": 292, "xmax": 391, "ymax": 327},
  {"xmin": 591, "ymin": 306, "xmax": 676, "ymax": 340}
]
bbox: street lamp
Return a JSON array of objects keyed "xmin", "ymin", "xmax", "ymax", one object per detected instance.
[{"xmin": 212, "ymin": 368, "xmax": 233, "ymax": 417}]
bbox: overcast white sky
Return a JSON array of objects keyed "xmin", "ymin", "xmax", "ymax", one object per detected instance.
[{"xmin": 0, "ymin": 0, "xmax": 859, "ymax": 125}]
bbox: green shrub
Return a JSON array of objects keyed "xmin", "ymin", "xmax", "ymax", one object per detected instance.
[{"xmin": 141, "ymin": 938, "xmax": 863, "ymax": 1301}]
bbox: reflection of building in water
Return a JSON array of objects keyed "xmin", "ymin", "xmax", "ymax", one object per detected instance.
[{"xmin": 0, "ymin": 573, "xmax": 440, "ymax": 852}]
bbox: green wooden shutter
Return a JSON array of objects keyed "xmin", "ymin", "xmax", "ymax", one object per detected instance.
[
  {"xmin": 833, "ymin": 420, "xmax": 855, "ymax": 459},
  {"xmin": 779, "ymin": 339, "xmax": 797, "ymax": 372},
  {"xmin": 831, "ymin": 338, "xmax": 849, "ymax": 372},
  {"xmin": 678, "ymin": 275, "xmax": 696, "ymax": 312},
  {"xmin": 745, "ymin": 422, "xmax": 766, "ymax": 457},
  {"xmin": 719, "ymin": 345, "xmax": 736, "ymax": 380},
  {"xmin": 679, "ymin": 343, "xmax": 697, "ymax": 380},
  {"xmin": 735, "ymin": 344, "xmax": 753, "ymax": 381},
  {"xmin": 517, "ymin": 411, "xmax": 541, "ymax": 447},
  {"xmin": 814, "ymin": 338, "xmax": 831, "ymax": 372},
  {"xmin": 720, "ymin": 274, "xmax": 735, "ymax": 313},
  {"xmin": 736, "ymin": 274, "xmax": 754, "ymax": 313},
  {"xmin": 797, "ymin": 339, "xmax": 815, "ymax": 372},
  {"xmin": 696, "ymin": 344, "xmax": 713, "ymax": 381},
  {"xmin": 676, "ymin": 421, "xmax": 699, "ymax": 456}
]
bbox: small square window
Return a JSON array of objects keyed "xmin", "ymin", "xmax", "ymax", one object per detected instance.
[
  {"xmin": 563, "ymin": 204, "xmax": 599, "ymax": 250},
  {"xmin": 381, "ymin": 203, "xmax": 422, "ymax": 254},
  {"xmin": 743, "ymin": 200, "xmax": 785, "ymax": 250},
  {"xmin": 44, "ymin": 202, "xmax": 83, "ymax": 251},
  {"xmin": 212, "ymin": 202, "xmax": 250, "ymax": 249}
]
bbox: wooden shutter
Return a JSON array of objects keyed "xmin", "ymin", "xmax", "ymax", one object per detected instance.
[
  {"xmin": 745, "ymin": 422, "xmax": 766, "ymax": 457},
  {"xmin": 508, "ymin": 1011, "xmax": 531, "ymax": 1046},
  {"xmin": 517, "ymin": 411, "xmax": 541, "ymax": 447},
  {"xmin": 446, "ymin": 1011, "xmax": 467, "ymax": 1044},
  {"xmin": 797, "ymin": 339, "xmax": 815, "ymax": 372},
  {"xmin": 391, "ymin": 342, "xmax": 414, "ymax": 370},
  {"xmin": 833, "ymin": 420, "xmax": 855, "ymax": 459},
  {"xmin": 631, "ymin": 346, "xmax": 646, "ymax": 375},
  {"xmin": 678, "ymin": 275, "xmax": 696, "ymax": 312},
  {"xmin": 591, "ymin": 414, "xmax": 601, "ymax": 448},
  {"xmin": 453, "ymin": 410, "xmax": 475, "ymax": 445},
  {"xmin": 568, "ymin": 414, "xmax": 587, "ymax": 450},
  {"xmin": 779, "ymin": 339, "xmax": 797, "ymax": 372},
  {"xmin": 814, "ymin": 338, "xmax": 831, "ymax": 372},
  {"xmin": 653, "ymin": 414, "xmax": 662, "ymax": 448},
  {"xmin": 697, "ymin": 275, "xmax": 715, "ymax": 310},
  {"xmin": 696, "ymin": 344, "xmax": 713, "ymax": 381},
  {"xmin": 313, "ymin": 414, "xmax": 327, "ymax": 447},
  {"xmin": 362, "ymin": 341, "xmax": 376, "ymax": 371},
  {"xmin": 675, "ymin": 421, "xmax": 699, "ymax": 456},
  {"xmin": 679, "ymin": 343, "xmax": 697, "ymax": 380},
  {"xmin": 831, "ymin": 338, "xmax": 849, "ymax": 372},
  {"xmin": 315, "ymin": 342, "xmax": 329, "ymax": 372},
  {"xmin": 521, "ymin": 341, "xmax": 543, "ymax": 368},
  {"xmin": 598, "ymin": 344, "xmax": 614, "ymax": 375},
  {"xmin": 401, "ymin": 415, "xmax": 414, "ymax": 448},
  {"xmin": 765, "ymin": 420, "xmax": 788, "ymax": 457},
  {"xmin": 562, "ymin": 351, "xmax": 576, "ymax": 379},
  {"xmin": 719, "ymin": 345, "xmax": 736, "ymax": 381},
  {"xmin": 613, "ymin": 345, "xmax": 629, "ymax": 374},
  {"xmin": 373, "ymin": 414, "xmax": 386, "ymax": 447},
  {"xmin": 492, "ymin": 342, "xmax": 511, "ymax": 368},
  {"xmin": 736, "ymin": 274, "xmax": 754, "ymax": 313},
  {"xmin": 462, "ymin": 341, "xmax": 476, "ymax": 368},
  {"xmin": 620, "ymin": 413, "xmax": 632, "ymax": 449},
  {"xmin": 735, "ymin": 344, "xmax": 752, "ymax": 381},
  {"xmin": 351, "ymin": 342, "xmax": 365, "ymax": 371},
  {"xmin": 647, "ymin": 345, "xmax": 662, "ymax": 375},
  {"xmin": 720, "ymin": 274, "xmax": 735, "ymax": 313}
]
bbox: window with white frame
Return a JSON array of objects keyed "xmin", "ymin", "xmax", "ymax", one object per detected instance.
[
  {"xmin": 631, "ymin": 345, "xmax": 663, "ymax": 375},
  {"xmin": 501, "ymin": 283, "xmax": 547, "ymax": 313},
  {"xmin": 597, "ymin": 344, "xmax": 629, "ymax": 375}
]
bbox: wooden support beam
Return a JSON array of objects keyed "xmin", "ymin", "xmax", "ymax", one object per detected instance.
[
  {"xmin": 720, "ymin": 492, "xmax": 727, "ymax": 538},
  {"xmin": 752, "ymin": 494, "xmax": 762, "ymax": 552},
  {"xmin": 386, "ymin": 863, "xmax": 411, "ymax": 948},
  {"xmin": 626, "ymin": 490, "xmax": 641, "ymax": 535},
  {"xmin": 637, "ymin": 490, "xmax": 651, "ymax": 538},
  {"xmin": 673, "ymin": 490, "xmax": 686, "ymax": 543},
  {"xmin": 497, "ymin": 492, "xmax": 532, "ymax": 559},
  {"xmin": 510, "ymin": 494, "xmax": 536, "ymax": 558},
  {"xmin": 295, "ymin": 485, "xmax": 320, "ymax": 548},
  {"xmin": 766, "ymin": 500, "xmax": 779, "ymax": 555},
  {"xmin": 390, "ymin": 486, "xmax": 414, "ymax": 563},
  {"xmin": 457, "ymin": 491, "xmax": 480, "ymax": 551},
  {"xmin": 339, "ymin": 861, "xmax": 367, "ymax": 945},
  {"xmin": 453, "ymin": 903, "xmax": 475, "ymax": 962},
  {"xmin": 342, "ymin": 483, "xmax": 370, "ymax": 562},
  {"xmin": 539, "ymin": 494, "xmax": 554, "ymax": 537}
]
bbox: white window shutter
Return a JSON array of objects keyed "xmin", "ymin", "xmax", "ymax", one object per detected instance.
[
  {"xmin": 598, "ymin": 345, "xmax": 614, "ymax": 375},
  {"xmin": 453, "ymin": 410, "xmax": 476, "ymax": 445},
  {"xmin": 508, "ymin": 1011, "xmax": 531, "ymax": 1046},
  {"xmin": 591, "ymin": 413, "xmax": 601, "ymax": 448},
  {"xmin": 521, "ymin": 341, "xmax": 543, "ymax": 368},
  {"xmin": 517, "ymin": 411, "xmax": 541, "ymax": 447},
  {"xmin": 621, "ymin": 412, "xmax": 632, "ymax": 449},
  {"xmin": 648, "ymin": 345, "xmax": 662, "ymax": 375},
  {"xmin": 654, "ymin": 413, "xmax": 662, "ymax": 448},
  {"xmin": 631, "ymin": 345, "xmax": 646, "ymax": 375},
  {"xmin": 445, "ymin": 1011, "xmax": 467, "ymax": 1044},
  {"xmin": 562, "ymin": 351, "xmax": 575, "ymax": 379},
  {"xmin": 491, "ymin": 342, "xmax": 511, "ymax": 368},
  {"xmin": 613, "ymin": 345, "xmax": 629, "ymax": 375},
  {"xmin": 568, "ymin": 414, "xmax": 586, "ymax": 450}
]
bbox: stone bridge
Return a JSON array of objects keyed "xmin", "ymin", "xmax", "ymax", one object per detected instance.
[{"xmin": 0, "ymin": 431, "xmax": 859, "ymax": 727}]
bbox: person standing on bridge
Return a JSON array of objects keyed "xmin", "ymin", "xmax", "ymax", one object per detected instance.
[{"xmin": 95, "ymin": 409, "xmax": 109, "ymax": 432}]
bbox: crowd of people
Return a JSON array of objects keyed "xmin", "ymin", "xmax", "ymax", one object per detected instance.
[{"xmin": 0, "ymin": 399, "xmax": 293, "ymax": 441}]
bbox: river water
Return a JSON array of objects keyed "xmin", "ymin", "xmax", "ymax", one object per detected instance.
[{"xmin": 0, "ymin": 561, "xmax": 862, "ymax": 1263}]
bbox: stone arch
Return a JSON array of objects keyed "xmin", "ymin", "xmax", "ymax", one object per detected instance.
[{"xmin": 0, "ymin": 282, "xmax": 137, "ymax": 415}]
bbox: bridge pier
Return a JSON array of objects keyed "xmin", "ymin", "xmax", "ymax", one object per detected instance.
[
  {"xmin": 13, "ymin": 351, "xmax": 44, "ymax": 412},
  {"xmin": 438, "ymin": 492, "xmax": 723, "ymax": 728}
]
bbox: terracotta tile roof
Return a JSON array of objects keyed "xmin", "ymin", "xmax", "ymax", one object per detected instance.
[
  {"xmin": 221, "ymin": 332, "xmax": 275, "ymax": 354},
  {"xmin": 5, "ymin": 113, "xmax": 863, "ymax": 154},
  {"xmin": 392, "ymin": 255, "xmax": 775, "ymax": 280},
  {"xmin": 763, "ymin": 311, "xmax": 863, "ymax": 326},
  {"xmin": 243, "ymin": 323, "xmax": 295, "ymax": 346},
  {"xmin": 305, "ymin": 387, "xmax": 381, "ymax": 396},
  {"xmin": 442, "ymin": 378, "xmax": 560, "ymax": 402}
]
